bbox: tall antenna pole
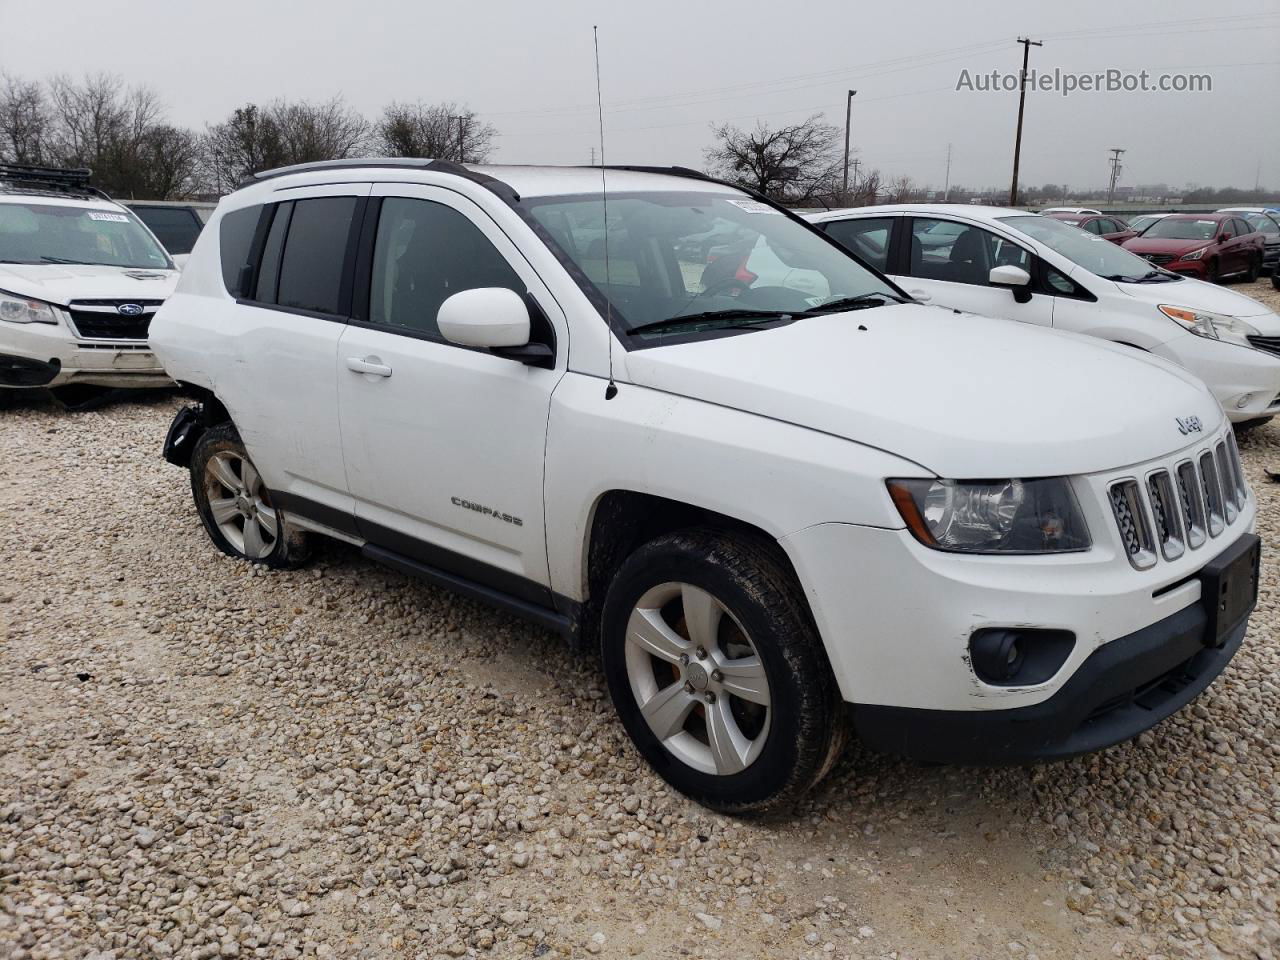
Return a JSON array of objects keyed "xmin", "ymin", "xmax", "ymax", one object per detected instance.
[
  {"xmin": 594, "ymin": 25, "xmax": 617, "ymax": 400},
  {"xmin": 1107, "ymin": 148, "xmax": 1125, "ymax": 206},
  {"xmin": 1009, "ymin": 36, "xmax": 1042, "ymax": 207},
  {"xmin": 944, "ymin": 143, "xmax": 952, "ymax": 201},
  {"xmin": 841, "ymin": 90, "xmax": 856, "ymax": 205},
  {"xmin": 451, "ymin": 115, "xmax": 467, "ymax": 162}
]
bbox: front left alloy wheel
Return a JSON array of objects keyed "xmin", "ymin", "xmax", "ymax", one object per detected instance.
[{"xmin": 601, "ymin": 529, "xmax": 844, "ymax": 813}]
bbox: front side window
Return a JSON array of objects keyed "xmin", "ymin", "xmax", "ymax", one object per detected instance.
[
  {"xmin": 0, "ymin": 201, "xmax": 172, "ymax": 269},
  {"xmin": 523, "ymin": 191, "xmax": 903, "ymax": 338},
  {"xmin": 274, "ymin": 197, "xmax": 357, "ymax": 315},
  {"xmin": 906, "ymin": 218, "xmax": 1028, "ymax": 286},
  {"xmin": 822, "ymin": 217, "xmax": 895, "ymax": 272},
  {"xmin": 369, "ymin": 197, "xmax": 522, "ymax": 337},
  {"xmin": 999, "ymin": 215, "xmax": 1179, "ymax": 283}
]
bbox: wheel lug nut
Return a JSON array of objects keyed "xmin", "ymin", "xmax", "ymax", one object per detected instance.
[
  {"xmin": 703, "ymin": 692, "xmax": 716, "ymax": 704},
  {"xmin": 695, "ymin": 647, "xmax": 707, "ymax": 660},
  {"xmin": 679, "ymin": 654, "xmax": 690, "ymax": 666},
  {"xmin": 711, "ymin": 670, "xmax": 723, "ymax": 683},
  {"xmin": 683, "ymin": 682, "xmax": 695, "ymax": 694}
]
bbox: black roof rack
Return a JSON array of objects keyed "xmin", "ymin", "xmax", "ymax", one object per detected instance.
[{"xmin": 0, "ymin": 163, "xmax": 112, "ymax": 200}]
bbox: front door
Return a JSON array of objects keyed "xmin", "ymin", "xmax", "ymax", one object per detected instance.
[
  {"xmin": 336, "ymin": 184, "xmax": 566, "ymax": 602},
  {"xmin": 890, "ymin": 217, "xmax": 1055, "ymax": 328}
]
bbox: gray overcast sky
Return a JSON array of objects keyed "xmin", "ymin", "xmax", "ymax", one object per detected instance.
[{"xmin": 2, "ymin": 0, "xmax": 1277, "ymax": 192}]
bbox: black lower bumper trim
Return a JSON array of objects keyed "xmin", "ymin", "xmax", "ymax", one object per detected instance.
[
  {"xmin": 854, "ymin": 539, "xmax": 1255, "ymax": 764},
  {"xmin": 0, "ymin": 353, "xmax": 60, "ymax": 387}
]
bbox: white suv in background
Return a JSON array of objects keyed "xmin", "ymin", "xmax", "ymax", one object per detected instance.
[
  {"xmin": 152, "ymin": 161, "xmax": 1258, "ymax": 812},
  {"xmin": 806, "ymin": 205, "xmax": 1280, "ymax": 429},
  {"xmin": 0, "ymin": 165, "xmax": 178, "ymax": 400}
]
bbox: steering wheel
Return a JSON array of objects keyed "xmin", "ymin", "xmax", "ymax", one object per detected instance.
[{"xmin": 700, "ymin": 275, "xmax": 751, "ymax": 298}]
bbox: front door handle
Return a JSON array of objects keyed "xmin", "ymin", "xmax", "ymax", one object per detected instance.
[{"xmin": 346, "ymin": 356, "xmax": 392, "ymax": 378}]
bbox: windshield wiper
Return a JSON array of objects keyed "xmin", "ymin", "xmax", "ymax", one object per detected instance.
[
  {"xmin": 628, "ymin": 309, "xmax": 789, "ymax": 336},
  {"xmin": 795, "ymin": 292, "xmax": 908, "ymax": 316},
  {"xmin": 40, "ymin": 255, "xmax": 98, "ymax": 265},
  {"xmin": 1104, "ymin": 270, "xmax": 1178, "ymax": 283}
]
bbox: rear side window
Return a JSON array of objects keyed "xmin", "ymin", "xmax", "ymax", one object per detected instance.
[
  {"xmin": 219, "ymin": 205, "xmax": 262, "ymax": 297},
  {"xmin": 275, "ymin": 197, "xmax": 358, "ymax": 315},
  {"xmin": 822, "ymin": 217, "xmax": 894, "ymax": 272},
  {"xmin": 133, "ymin": 206, "xmax": 203, "ymax": 254}
]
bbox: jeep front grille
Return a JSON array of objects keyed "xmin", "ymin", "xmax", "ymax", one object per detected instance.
[{"xmin": 1108, "ymin": 430, "xmax": 1247, "ymax": 569}]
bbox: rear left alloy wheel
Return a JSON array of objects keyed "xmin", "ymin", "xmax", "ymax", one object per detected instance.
[
  {"xmin": 601, "ymin": 529, "xmax": 844, "ymax": 813},
  {"xmin": 190, "ymin": 423, "xmax": 310, "ymax": 568}
]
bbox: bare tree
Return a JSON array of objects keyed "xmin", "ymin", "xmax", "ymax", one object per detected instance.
[
  {"xmin": 0, "ymin": 74, "xmax": 51, "ymax": 164},
  {"xmin": 885, "ymin": 174, "xmax": 919, "ymax": 203},
  {"xmin": 376, "ymin": 101, "xmax": 495, "ymax": 162},
  {"xmin": 134, "ymin": 125, "xmax": 202, "ymax": 199},
  {"xmin": 273, "ymin": 96, "xmax": 369, "ymax": 165},
  {"xmin": 704, "ymin": 114, "xmax": 841, "ymax": 203}
]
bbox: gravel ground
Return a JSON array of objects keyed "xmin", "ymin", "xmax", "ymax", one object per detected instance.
[{"xmin": 2, "ymin": 278, "xmax": 1279, "ymax": 960}]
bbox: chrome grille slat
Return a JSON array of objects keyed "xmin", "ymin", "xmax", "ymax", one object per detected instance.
[
  {"xmin": 1174, "ymin": 460, "xmax": 1208, "ymax": 550},
  {"xmin": 1215, "ymin": 442, "xmax": 1238, "ymax": 524},
  {"xmin": 1109, "ymin": 430, "xmax": 1247, "ymax": 567},
  {"xmin": 1146, "ymin": 470, "xmax": 1185, "ymax": 561}
]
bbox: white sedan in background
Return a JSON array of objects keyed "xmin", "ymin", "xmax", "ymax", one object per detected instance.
[{"xmin": 806, "ymin": 204, "xmax": 1280, "ymax": 428}]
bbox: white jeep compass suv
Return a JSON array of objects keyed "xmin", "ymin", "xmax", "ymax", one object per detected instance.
[
  {"xmin": 151, "ymin": 160, "xmax": 1259, "ymax": 812},
  {"xmin": 0, "ymin": 165, "xmax": 178, "ymax": 397}
]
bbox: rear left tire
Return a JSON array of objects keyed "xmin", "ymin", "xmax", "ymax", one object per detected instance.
[{"xmin": 190, "ymin": 423, "xmax": 311, "ymax": 568}]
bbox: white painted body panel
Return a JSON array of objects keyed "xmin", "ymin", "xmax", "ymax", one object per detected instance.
[
  {"xmin": 807, "ymin": 205, "xmax": 1280, "ymax": 421},
  {"xmin": 151, "ymin": 166, "xmax": 1257, "ymax": 718}
]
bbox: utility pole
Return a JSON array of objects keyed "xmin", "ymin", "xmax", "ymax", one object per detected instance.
[
  {"xmin": 851, "ymin": 159, "xmax": 861, "ymax": 200},
  {"xmin": 1107, "ymin": 148, "xmax": 1125, "ymax": 206},
  {"xmin": 943, "ymin": 143, "xmax": 952, "ymax": 201},
  {"xmin": 1009, "ymin": 36, "xmax": 1042, "ymax": 207},
  {"xmin": 451, "ymin": 115, "xmax": 467, "ymax": 162},
  {"xmin": 841, "ymin": 90, "xmax": 856, "ymax": 205}
]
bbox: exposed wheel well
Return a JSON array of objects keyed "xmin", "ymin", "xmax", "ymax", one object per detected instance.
[
  {"xmin": 178, "ymin": 383, "xmax": 232, "ymax": 429},
  {"xmin": 578, "ymin": 490, "xmax": 807, "ymax": 652}
]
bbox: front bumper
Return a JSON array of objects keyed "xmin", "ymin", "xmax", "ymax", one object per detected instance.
[
  {"xmin": 853, "ymin": 591, "xmax": 1247, "ymax": 763},
  {"xmin": 0, "ymin": 318, "xmax": 169, "ymax": 389},
  {"xmin": 1153, "ymin": 332, "xmax": 1280, "ymax": 423}
]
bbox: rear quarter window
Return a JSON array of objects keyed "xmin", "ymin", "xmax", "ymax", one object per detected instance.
[{"xmin": 219, "ymin": 205, "xmax": 263, "ymax": 297}]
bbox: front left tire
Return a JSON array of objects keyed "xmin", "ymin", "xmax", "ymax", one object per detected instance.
[{"xmin": 600, "ymin": 528, "xmax": 844, "ymax": 814}]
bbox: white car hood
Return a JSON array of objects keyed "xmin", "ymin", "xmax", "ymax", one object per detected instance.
[
  {"xmin": 624, "ymin": 304, "xmax": 1222, "ymax": 477},
  {"xmin": 1112, "ymin": 273, "xmax": 1280, "ymax": 324},
  {"xmin": 0, "ymin": 262, "xmax": 179, "ymax": 305}
]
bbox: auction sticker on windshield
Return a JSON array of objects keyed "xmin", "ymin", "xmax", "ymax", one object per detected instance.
[
  {"xmin": 86, "ymin": 212, "xmax": 131, "ymax": 223},
  {"xmin": 724, "ymin": 198, "xmax": 782, "ymax": 215}
]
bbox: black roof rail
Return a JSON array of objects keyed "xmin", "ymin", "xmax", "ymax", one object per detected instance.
[
  {"xmin": 0, "ymin": 163, "xmax": 112, "ymax": 200},
  {"xmin": 241, "ymin": 157, "xmax": 521, "ymax": 201}
]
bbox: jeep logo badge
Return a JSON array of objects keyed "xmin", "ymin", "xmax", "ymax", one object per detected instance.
[
  {"xmin": 117, "ymin": 303, "xmax": 144, "ymax": 316},
  {"xmin": 1176, "ymin": 415, "xmax": 1203, "ymax": 435}
]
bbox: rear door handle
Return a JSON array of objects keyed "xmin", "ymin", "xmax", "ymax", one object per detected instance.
[{"xmin": 346, "ymin": 356, "xmax": 392, "ymax": 377}]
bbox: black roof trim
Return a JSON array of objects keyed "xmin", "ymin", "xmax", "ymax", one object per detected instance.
[{"xmin": 241, "ymin": 157, "xmax": 520, "ymax": 202}]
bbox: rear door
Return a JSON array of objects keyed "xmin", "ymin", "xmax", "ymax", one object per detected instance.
[
  {"xmin": 216, "ymin": 184, "xmax": 369, "ymax": 525},
  {"xmin": 336, "ymin": 183, "xmax": 566, "ymax": 600}
]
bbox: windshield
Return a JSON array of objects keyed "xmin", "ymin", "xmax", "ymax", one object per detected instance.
[
  {"xmin": 1242, "ymin": 213, "xmax": 1279, "ymax": 236},
  {"xmin": 998, "ymin": 214, "xmax": 1174, "ymax": 283},
  {"xmin": 523, "ymin": 191, "xmax": 903, "ymax": 337},
  {"xmin": 1143, "ymin": 218, "xmax": 1220, "ymax": 241},
  {"xmin": 0, "ymin": 202, "xmax": 173, "ymax": 269}
]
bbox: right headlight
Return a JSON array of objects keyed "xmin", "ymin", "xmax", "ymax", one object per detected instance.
[
  {"xmin": 887, "ymin": 477, "xmax": 1091, "ymax": 554},
  {"xmin": 0, "ymin": 289, "xmax": 58, "ymax": 325}
]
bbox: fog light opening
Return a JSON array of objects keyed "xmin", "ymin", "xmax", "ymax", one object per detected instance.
[
  {"xmin": 1235, "ymin": 393, "xmax": 1253, "ymax": 410},
  {"xmin": 969, "ymin": 628, "xmax": 1075, "ymax": 687}
]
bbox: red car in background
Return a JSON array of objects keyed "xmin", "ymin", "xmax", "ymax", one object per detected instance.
[
  {"xmin": 1121, "ymin": 213, "xmax": 1265, "ymax": 283},
  {"xmin": 1045, "ymin": 212, "xmax": 1138, "ymax": 245}
]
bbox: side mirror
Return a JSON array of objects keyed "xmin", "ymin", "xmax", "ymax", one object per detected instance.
[
  {"xmin": 989, "ymin": 265, "xmax": 1033, "ymax": 303},
  {"xmin": 1219, "ymin": 233, "xmax": 1233, "ymax": 242},
  {"xmin": 437, "ymin": 287, "xmax": 553, "ymax": 367}
]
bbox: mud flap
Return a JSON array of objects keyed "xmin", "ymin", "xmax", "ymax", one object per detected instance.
[{"xmin": 163, "ymin": 403, "xmax": 205, "ymax": 467}]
